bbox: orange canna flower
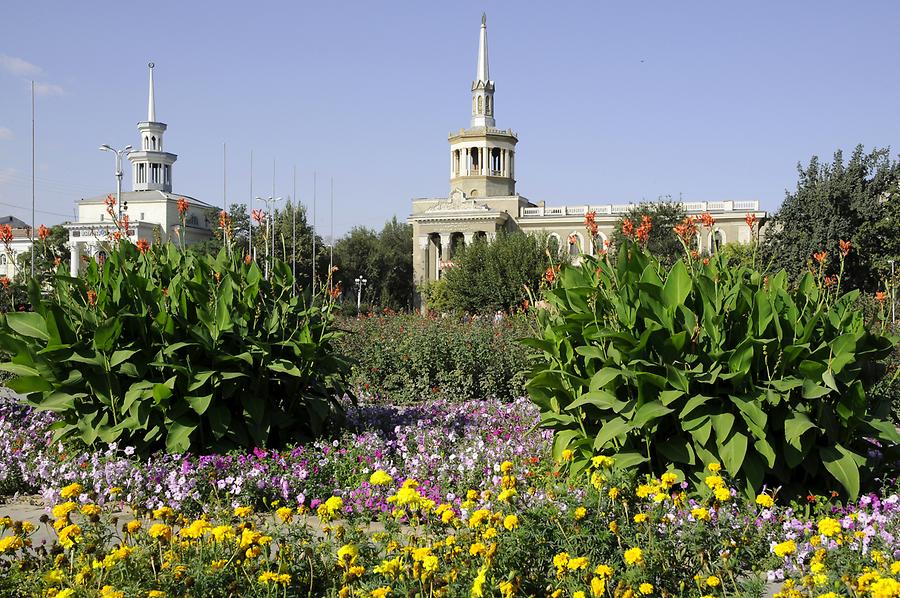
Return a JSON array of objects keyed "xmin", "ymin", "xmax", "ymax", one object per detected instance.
[
  {"xmin": 37, "ymin": 224, "xmax": 51, "ymax": 241},
  {"xmin": 328, "ymin": 281, "xmax": 342, "ymax": 299},
  {"xmin": 839, "ymin": 239, "xmax": 851, "ymax": 257},
  {"xmin": 104, "ymin": 194, "xmax": 116, "ymax": 209},
  {"xmin": 86, "ymin": 290, "xmax": 98, "ymax": 306},
  {"xmin": 0, "ymin": 276, "xmax": 9, "ymax": 289},
  {"xmin": 700, "ymin": 212, "xmax": 715, "ymax": 228},
  {"xmin": 252, "ymin": 209, "xmax": 265, "ymax": 224},
  {"xmin": 136, "ymin": 239, "xmax": 150, "ymax": 254},
  {"xmin": 244, "ymin": 254, "xmax": 252, "ymax": 265},
  {"xmin": 177, "ymin": 198, "xmax": 190, "ymax": 217},
  {"xmin": 122, "ymin": 214, "xmax": 130, "ymax": 235},
  {"xmin": 621, "ymin": 218, "xmax": 635, "ymax": 239},
  {"xmin": 813, "ymin": 251, "xmax": 827, "ymax": 265},
  {"xmin": 875, "ymin": 291, "xmax": 887, "ymax": 303},
  {"xmin": 745, "ymin": 213, "xmax": 757, "ymax": 229},
  {"xmin": 673, "ymin": 216, "xmax": 698, "ymax": 246},
  {"xmin": 53, "ymin": 256, "xmax": 62, "ymax": 267},
  {"xmin": 0, "ymin": 224, "xmax": 13, "ymax": 245},
  {"xmin": 584, "ymin": 211, "xmax": 599, "ymax": 236},
  {"xmin": 544, "ymin": 265, "xmax": 558, "ymax": 284}
]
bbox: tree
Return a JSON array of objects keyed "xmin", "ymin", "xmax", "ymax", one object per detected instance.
[
  {"xmin": 15, "ymin": 224, "xmax": 68, "ymax": 285},
  {"xmin": 333, "ymin": 217, "xmax": 414, "ymax": 311},
  {"xmin": 764, "ymin": 146, "xmax": 900, "ymax": 291},
  {"xmin": 609, "ymin": 199, "xmax": 686, "ymax": 267},
  {"xmin": 441, "ymin": 231, "xmax": 549, "ymax": 313}
]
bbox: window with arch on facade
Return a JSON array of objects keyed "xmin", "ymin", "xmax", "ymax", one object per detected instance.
[
  {"xmin": 485, "ymin": 96, "xmax": 491, "ymax": 114},
  {"xmin": 711, "ymin": 230, "xmax": 725, "ymax": 253},
  {"xmin": 547, "ymin": 234, "xmax": 561, "ymax": 257},
  {"xmin": 470, "ymin": 189, "xmax": 478, "ymax": 197},
  {"xmin": 568, "ymin": 234, "xmax": 582, "ymax": 258},
  {"xmin": 477, "ymin": 96, "xmax": 483, "ymax": 114}
]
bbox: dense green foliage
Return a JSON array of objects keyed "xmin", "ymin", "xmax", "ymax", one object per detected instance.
[
  {"xmin": 336, "ymin": 312, "xmax": 535, "ymax": 403},
  {"xmin": 333, "ymin": 217, "xmax": 414, "ymax": 311},
  {"xmin": 764, "ymin": 146, "xmax": 900, "ymax": 291},
  {"xmin": 610, "ymin": 200, "xmax": 687, "ymax": 266},
  {"xmin": 0, "ymin": 241, "xmax": 350, "ymax": 455},
  {"xmin": 437, "ymin": 231, "xmax": 551, "ymax": 313},
  {"xmin": 526, "ymin": 238, "xmax": 897, "ymax": 498}
]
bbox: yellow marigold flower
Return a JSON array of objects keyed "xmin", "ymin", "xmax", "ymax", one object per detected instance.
[
  {"xmin": 179, "ymin": 519, "xmax": 211, "ymax": 539},
  {"xmin": 591, "ymin": 471, "xmax": 606, "ymax": 490},
  {"xmin": 817, "ymin": 593, "xmax": 838, "ymax": 598},
  {"xmin": 52, "ymin": 502, "xmax": 77, "ymax": 519},
  {"xmin": 706, "ymin": 576, "xmax": 721, "ymax": 587},
  {"xmin": 124, "ymin": 520, "xmax": 141, "ymax": 534},
  {"xmin": 472, "ymin": 564, "xmax": 488, "ymax": 597},
  {"xmin": 152, "ymin": 506, "xmax": 174, "ymax": 520},
  {"xmin": 608, "ymin": 487, "xmax": 620, "ymax": 500},
  {"xmin": 609, "ymin": 520, "xmax": 618, "ymax": 534},
  {"xmin": 634, "ymin": 513, "xmax": 649, "ymax": 523},
  {"xmin": 498, "ymin": 488, "xmax": 517, "ymax": 502},
  {"xmin": 483, "ymin": 526, "xmax": 498, "ymax": 540},
  {"xmin": 503, "ymin": 514, "xmax": 519, "ymax": 531},
  {"xmin": 0, "ymin": 535, "xmax": 24, "ymax": 552},
  {"xmin": 704, "ymin": 475, "xmax": 725, "ymax": 490},
  {"xmin": 55, "ymin": 590, "xmax": 76, "ymax": 598},
  {"xmin": 276, "ymin": 507, "xmax": 293, "ymax": 523},
  {"xmin": 591, "ymin": 577, "xmax": 606, "ymax": 597},
  {"xmin": 817, "ymin": 518, "xmax": 841, "ymax": 538},
  {"xmin": 574, "ymin": 506, "xmax": 587, "ymax": 521},
  {"xmin": 636, "ymin": 484, "xmax": 654, "ymax": 498},
  {"xmin": 318, "ymin": 496, "xmax": 344, "ymax": 521},
  {"xmin": 21, "ymin": 521, "xmax": 34, "ymax": 533},
  {"xmin": 500, "ymin": 460, "xmax": 513, "ymax": 473},
  {"xmin": 80, "ymin": 504, "xmax": 101, "ymax": 517},
  {"xmin": 148, "ymin": 592, "xmax": 166, "ymax": 598},
  {"xmin": 58, "ymin": 524, "xmax": 82, "ymax": 549},
  {"xmin": 755, "ymin": 493, "xmax": 774, "ymax": 508},
  {"xmin": 692, "ymin": 507, "xmax": 710, "ymax": 522},
  {"xmin": 233, "ymin": 506, "xmax": 253, "ymax": 518},
  {"xmin": 707, "ymin": 463, "xmax": 721, "ymax": 473},
  {"xmin": 337, "ymin": 543, "xmax": 359, "ymax": 567},
  {"xmin": 53, "ymin": 517, "xmax": 69, "ymax": 531},
  {"xmin": 574, "ymin": 592, "xmax": 586, "ymax": 598},
  {"xmin": 60, "ymin": 483, "xmax": 83, "ymax": 499},
  {"xmin": 470, "ymin": 542, "xmax": 486, "ymax": 556},
  {"xmin": 148, "ymin": 523, "xmax": 171, "ymax": 541},
  {"xmin": 592, "ymin": 455, "xmax": 615, "ymax": 469},
  {"xmin": 441, "ymin": 508, "xmax": 455, "ymax": 524},
  {"xmin": 468, "ymin": 509, "xmax": 491, "ymax": 529},
  {"xmin": 773, "ymin": 540, "xmax": 796, "ymax": 558},
  {"xmin": 714, "ymin": 487, "xmax": 731, "ymax": 502},
  {"xmin": 623, "ymin": 547, "xmax": 644, "ymax": 566},
  {"xmin": 466, "ymin": 489, "xmax": 479, "ymax": 501},
  {"xmin": 258, "ymin": 571, "xmax": 281, "ymax": 584},
  {"xmin": 209, "ymin": 525, "xmax": 234, "ymax": 542},
  {"xmin": 595, "ymin": 564, "xmax": 613, "ymax": 578},
  {"xmin": 567, "ymin": 556, "xmax": 589, "ymax": 571},
  {"xmin": 870, "ymin": 578, "xmax": 900, "ymax": 598},
  {"xmin": 660, "ymin": 472, "xmax": 678, "ymax": 488},
  {"xmin": 370, "ymin": 470, "xmax": 393, "ymax": 486},
  {"xmin": 891, "ymin": 561, "xmax": 900, "ymax": 575},
  {"xmin": 639, "ymin": 583, "xmax": 654, "ymax": 595},
  {"xmin": 561, "ymin": 449, "xmax": 574, "ymax": 462},
  {"xmin": 553, "ymin": 551, "xmax": 570, "ymax": 569},
  {"xmin": 370, "ymin": 587, "xmax": 391, "ymax": 598},
  {"xmin": 99, "ymin": 586, "xmax": 124, "ymax": 598}
]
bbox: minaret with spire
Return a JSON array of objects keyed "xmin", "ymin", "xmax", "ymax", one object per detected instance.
[
  {"xmin": 447, "ymin": 14, "xmax": 517, "ymax": 198},
  {"xmin": 128, "ymin": 62, "xmax": 177, "ymax": 193},
  {"xmin": 471, "ymin": 13, "xmax": 495, "ymax": 128}
]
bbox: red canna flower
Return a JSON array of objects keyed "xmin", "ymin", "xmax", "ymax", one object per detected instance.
[
  {"xmin": 104, "ymin": 194, "xmax": 116, "ymax": 209},
  {"xmin": 745, "ymin": 213, "xmax": 758, "ymax": 229},
  {"xmin": 218, "ymin": 210, "xmax": 230, "ymax": 230},
  {"xmin": 876, "ymin": 291, "xmax": 887, "ymax": 303},
  {"xmin": 86, "ymin": 290, "xmax": 97, "ymax": 307},
  {"xmin": 244, "ymin": 254, "xmax": 252, "ymax": 265},
  {"xmin": 53, "ymin": 256, "xmax": 61, "ymax": 267},
  {"xmin": 136, "ymin": 239, "xmax": 150, "ymax": 254},
  {"xmin": 839, "ymin": 239, "xmax": 851, "ymax": 257},
  {"xmin": 122, "ymin": 214, "xmax": 130, "ymax": 235},
  {"xmin": 700, "ymin": 212, "xmax": 715, "ymax": 228},
  {"xmin": 824, "ymin": 275, "xmax": 836, "ymax": 288},
  {"xmin": 177, "ymin": 198, "xmax": 190, "ymax": 217},
  {"xmin": 621, "ymin": 218, "xmax": 635, "ymax": 239},
  {"xmin": 544, "ymin": 265, "xmax": 558, "ymax": 284},
  {"xmin": 813, "ymin": 251, "xmax": 827, "ymax": 265},
  {"xmin": 673, "ymin": 216, "xmax": 698, "ymax": 246},
  {"xmin": 0, "ymin": 276, "xmax": 9, "ymax": 289},
  {"xmin": 37, "ymin": 224, "xmax": 50, "ymax": 241},
  {"xmin": 328, "ymin": 281, "xmax": 342, "ymax": 299},
  {"xmin": 702, "ymin": 258, "xmax": 710, "ymax": 265},
  {"xmin": 0, "ymin": 224, "xmax": 13, "ymax": 245},
  {"xmin": 583, "ymin": 211, "xmax": 598, "ymax": 236}
]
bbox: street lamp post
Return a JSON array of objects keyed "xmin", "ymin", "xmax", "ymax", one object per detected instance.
[
  {"xmin": 99, "ymin": 144, "xmax": 133, "ymax": 224},
  {"xmin": 255, "ymin": 196, "xmax": 283, "ymax": 279},
  {"xmin": 354, "ymin": 276, "xmax": 368, "ymax": 316}
]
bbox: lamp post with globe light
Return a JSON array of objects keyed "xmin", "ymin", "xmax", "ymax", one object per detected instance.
[
  {"xmin": 355, "ymin": 275, "xmax": 368, "ymax": 316},
  {"xmin": 99, "ymin": 144, "xmax": 132, "ymax": 224}
]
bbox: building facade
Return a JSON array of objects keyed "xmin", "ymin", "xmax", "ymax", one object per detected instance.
[
  {"xmin": 0, "ymin": 216, "xmax": 34, "ymax": 280},
  {"xmin": 409, "ymin": 16, "xmax": 766, "ymax": 287},
  {"xmin": 66, "ymin": 63, "xmax": 214, "ymax": 275}
]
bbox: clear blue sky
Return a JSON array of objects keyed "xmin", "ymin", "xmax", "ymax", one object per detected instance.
[{"xmin": 1, "ymin": 1, "xmax": 898, "ymax": 237}]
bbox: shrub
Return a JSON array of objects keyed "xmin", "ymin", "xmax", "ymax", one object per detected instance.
[
  {"xmin": 337, "ymin": 312, "xmax": 535, "ymax": 403},
  {"xmin": 526, "ymin": 238, "xmax": 897, "ymax": 498},
  {"xmin": 0, "ymin": 242, "xmax": 350, "ymax": 455}
]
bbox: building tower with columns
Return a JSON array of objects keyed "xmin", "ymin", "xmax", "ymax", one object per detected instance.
[
  {"xmin": 65, "ymin": 63, "xmax": 214, "ymax": 274},
  {"xmin": 409, "ymin": 15, "xmax": 766, "ymax": 302}
]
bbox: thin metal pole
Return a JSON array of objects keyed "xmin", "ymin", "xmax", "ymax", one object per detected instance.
[
  {"xmin": 272, "ymin": 159, "xmax": 276, "ymax": 275},
  {"xmin": 30, "ymin": 80, "xmax": 35, "ymax": 279},
  {"xmin": 312, "ymin": 171, "xmax": 316, "ymax": 288},
  {"xmin": 249, "ymin": 150, "xmax": 253, "ymax": 260},
  {"xmin": 292, "ymin": 165, "xmax": 296, "ymax": 292},
  {"xmin": 892, "ymin": 260, "xmax": 896, "ymax": 325},
  {"xmin": 329, "ymin": 177, "xmax": 334, "ymax": 294}
]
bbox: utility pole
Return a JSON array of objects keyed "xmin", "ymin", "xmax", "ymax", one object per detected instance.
[
  {"xmin": 329, "ymin": 177, "xmax": 334, "ymax": 294},
  {"xmin": 312, "ymin": 171, "xmax": 317, "ymax": 288},
  {"xmin": 30, "ymin": 81, "xmax": 35, "ymax": 279},
  {"xmin": 249, "ymin": 150, "xmax": 253, "ymax": 261},
  {"xmin": 292, "ymin": 165, "xmax": 297, "ymax": 292}
]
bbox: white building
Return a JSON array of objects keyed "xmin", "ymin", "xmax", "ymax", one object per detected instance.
[
  {"xmin": 0, "ymin": 216, "xmax": 33, "ymax": 280},
  {"xmin": 66, "ymin": 63, "xmax": 215, "ymax": 274}
]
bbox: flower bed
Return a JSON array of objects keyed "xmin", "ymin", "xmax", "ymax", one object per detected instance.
[{"xmin": 3, "ymin": 395, "xmax": 900, "ymax": 596}]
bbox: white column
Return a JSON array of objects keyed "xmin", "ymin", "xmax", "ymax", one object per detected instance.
[
  {"xmin": 70, "ymin": 241, "xmax": 80, "ymax": 277},
  {"xmin": 487, "ymin": 231, "xmax": 496, "ymax": 243},
  {"xmin": 463, "ymin": 231, "xmax": 474, "ymax": 245}
]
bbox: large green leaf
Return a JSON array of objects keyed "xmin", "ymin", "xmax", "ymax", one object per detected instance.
[
  {"xmin": 5, "ymin": 312, "xmax": 50, "ymax": 341},
  {"xmin": 820, "ymin": 444, "xmax": 861, "ymax": 499},
  {"xmin": 661, "ymin": 261, "xmax": 691, "ymax": 307}
]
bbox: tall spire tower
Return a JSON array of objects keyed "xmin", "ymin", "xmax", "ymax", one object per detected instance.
[
  {"xmin": 128, "ymin": 62, "xmax": 177, "ymax": 193},
  {"xmin": 471, "ymin": 13, "xmax": 495, "ymax": 128},
  {"xmin": 447, "ymin": 14, "xmax": 517, "ymax": 198}
]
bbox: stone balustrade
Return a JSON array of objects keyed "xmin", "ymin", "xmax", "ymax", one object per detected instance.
[{"xmin": 520, "ymin": 200, "xmax": 760, "ymax": 218}]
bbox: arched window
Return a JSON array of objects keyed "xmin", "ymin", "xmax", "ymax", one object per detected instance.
[
  {"xmin": 568, "ymin": 232, "xmax": 583, "ymax": 257},
  {"xmin": 547, "ymin": 233, "xmax": 561, "ymax": 256},
  {"xmin": 485, "ymin": 96, "xmax": 491, "ymax": 114},
  {"xmin": 592, "ymin": 232, "xmax": 609, "ymax": 255},
  {"xmin": 711, "ymin": 229, "xmax": 726, "ymax": 253},
  {"xmin": 151, "ymin": 136, "xmax": 157, "ymax": 150},
  {"xmin": 0, "ymin": 255, "xmax": 6, "ymax": 265},
  {"xmin": 477, "ymin": 96, "xmax": 483, "ymax": 114},
  {"xmin": 470, "ymin": 189, "xmax": 478, "ymax": 197}
]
